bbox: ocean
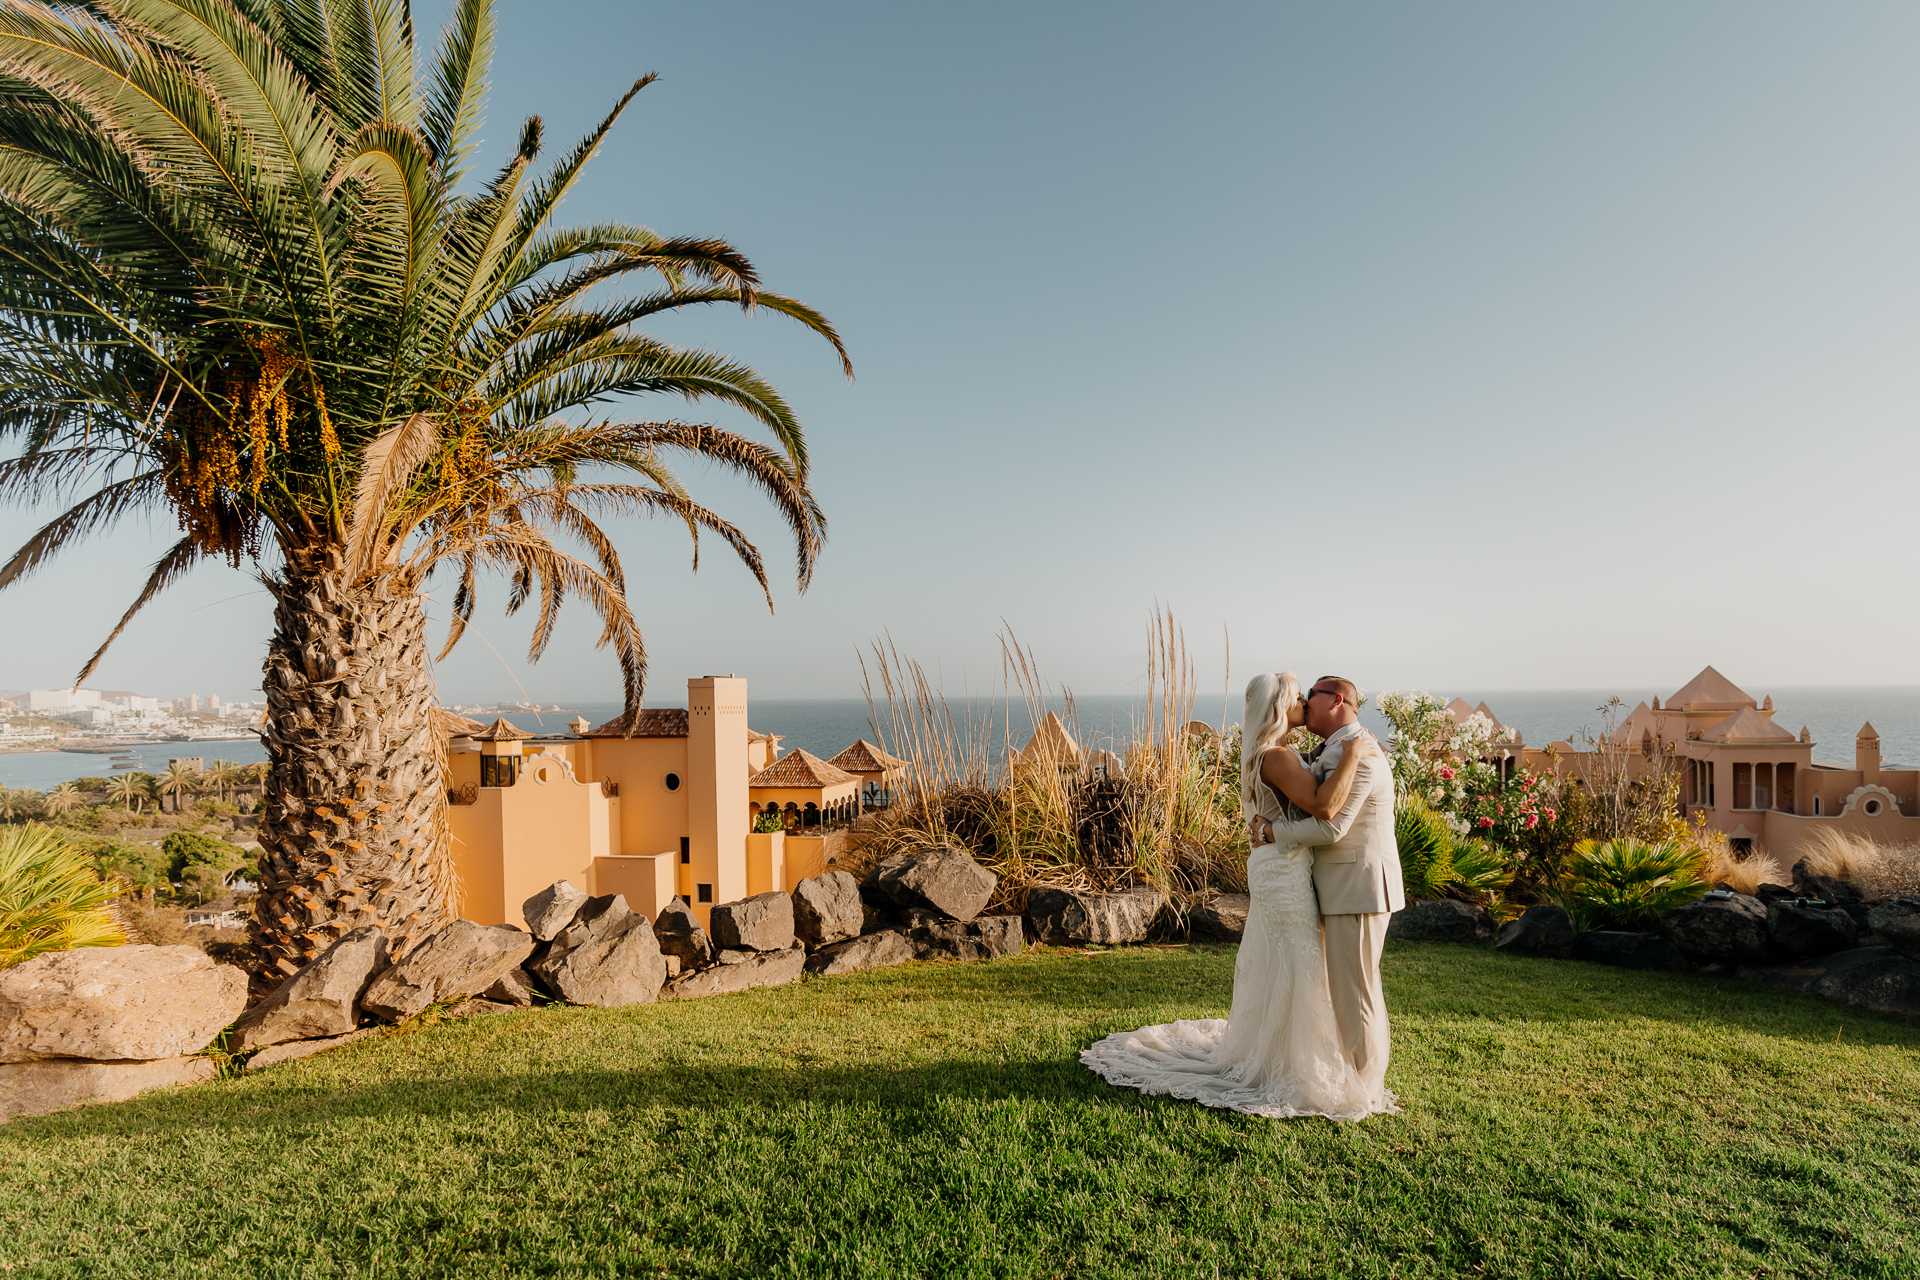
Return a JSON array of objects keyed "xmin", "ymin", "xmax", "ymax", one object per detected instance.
[{"xmin": 4, "ymin": 686, "xmax": 1915, "ymax": 791}]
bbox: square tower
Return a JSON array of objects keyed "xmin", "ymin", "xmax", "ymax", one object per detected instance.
[{"xmin": 687, "ymin": 676, "xmax": 749, "ymax": 929}]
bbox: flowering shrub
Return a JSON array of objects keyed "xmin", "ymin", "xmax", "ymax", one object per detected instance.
[{"xmin": 1377, "ymin": 691, "xmax": 1514, "ymax": 820}]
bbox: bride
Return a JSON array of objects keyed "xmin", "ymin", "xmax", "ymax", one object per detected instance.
[{"xmin": 1079, "ymin": 671, "xmax": 1397, "ymax": 1121}]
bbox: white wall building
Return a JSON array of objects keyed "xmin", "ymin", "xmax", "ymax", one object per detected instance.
[{"xmin": 27, "ymin": 688, "xmax": 103, "ymax": 712}]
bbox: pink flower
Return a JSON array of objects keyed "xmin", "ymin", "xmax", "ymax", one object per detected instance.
[
  {"xmin": 1437, "ymin": 767, "xmax": 1456, "ymax": 780},
  {"xmin": 1476, "ymin": 817, "xmax": 1494, "ymax": 828},
  {"xmin": 1544, "ymin": 809, "xmax": 1556, "ymax": 821},
  {"xmin": 1525, "ymin": 814, "xmax": 1538, "ymax": 828}
]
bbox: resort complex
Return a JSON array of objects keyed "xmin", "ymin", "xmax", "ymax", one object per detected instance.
[
  {"xmin": 443, "ymin": 676, "xmax": 908, "ymax": 932},
  {"xmin": 1458, "ymin": 665, "xmax": 1919, "ymax": 862}
]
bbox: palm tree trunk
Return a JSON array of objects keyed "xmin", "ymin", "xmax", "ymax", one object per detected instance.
[{"xmin": 249, "ymin": 549, "xmax": 455, "ymax": 992}]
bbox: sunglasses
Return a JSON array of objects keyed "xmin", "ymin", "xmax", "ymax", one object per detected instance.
[{"xmin": 1305, "ymin": 687, "xmax": 1342, "ymax": 703}]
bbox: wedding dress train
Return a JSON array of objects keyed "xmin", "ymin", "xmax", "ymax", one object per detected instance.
[{"xmin": 1079, "ymin": 832, "xmax": 1397, "ymax": 1121}]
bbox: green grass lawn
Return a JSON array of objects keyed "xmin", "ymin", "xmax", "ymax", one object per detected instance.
[{"xmin": 4, "ymin": 940, "xmax": 1919, "ymax": 1279}]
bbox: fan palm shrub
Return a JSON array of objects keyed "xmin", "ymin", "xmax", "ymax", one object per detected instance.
[
  {"xmin": 43, "ymin": 780, "xmax": 84, "ymax": 815},
  {"xmin": 1557, "ymin": 838, "xmax": 1709, "ymax": 931},
  {"xmin": 0, "ymin": 824, "xmax": 126, "ymax": 968},
  {"xmin": 0, "ymin": 1, "xmax": 846, "ymax": 984},
  {"xmin": 1394, "ymin": 794, "xmax": 1456, "ymax": 901}
]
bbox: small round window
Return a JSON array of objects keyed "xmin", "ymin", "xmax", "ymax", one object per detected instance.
[
  {"xmin": 664, "ymin": 772, "xmax": 681, "ymax": 792},
  {"xmin": 1865, "ymin": 798, "xmax": 1882, "ymax": 816}
]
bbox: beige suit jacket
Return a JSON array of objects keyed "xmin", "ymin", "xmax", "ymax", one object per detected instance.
[{"xmin": 1267, "ymin": 723, "xmax": 1406, "ymax": 916}]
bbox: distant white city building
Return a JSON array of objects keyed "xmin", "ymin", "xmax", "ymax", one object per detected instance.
[
  {"xmin": 111, "ymin": 695, "xmax": 159, "ymax": 713},
  {"xmin": 28, "ymin": 688, "xmax": 103, "ymax": 712}
]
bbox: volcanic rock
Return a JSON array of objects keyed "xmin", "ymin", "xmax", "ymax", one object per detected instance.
[
  {"xmin": 867, "ymin": 848, "xmax": 997, "ymax": 923},
  {"xmin": 0, "ymin": 1055, "xmax": 216, "ymax": 1122},
  {"xmin": 0, "ymin": 945, "xmax": 247, "ymax": 1063},
  {"xmin": 1189, "ymin": 894, "xmax": 1250, "ymax": 942},
  {"xmin": 360, "ymin": 920, "xmax": 535, "ymax": 1022},
  {"xmin": 522, "ymin": 880, "xmax": 590, "ymax": 941},
  {"xmin": 1027, "ymin": 886, "xmax": 1166, "ymax": 945},
  {"xmin": 1657, "ymin": 895, "xmax": 1771, "ymax": 963},
  {"xmin": 233, "ymin": 927, "xmax": 389, "ymax": 1051},
  {"xmin": 1571, "ymin": 931, "xmax": 1695, "ymax": 972},
  {"xmin": 792, "ymin": 872, "xmax": 864, "ymax": 949},
  {"xmin": 662, "ymin": 947, "xmax": 806, "ymax": 1000},
  {"xmin": 1767, "ymin": 900, "xmax": 1860, "ymax": 957},
  {"xmin": 526, "ymin": 895, "xmax": 667, "ymax": 1007},
  {"xmin": 1494, "ymin": 904, "xmax": 1577, "ymax": 958},
  {"xmin": 912, "ymin": 915, "xmax": 1025, "ymax": 962},
  {"xmin": 710, "ymin": 892, "xmax": 796, "ymax": 952},
  {"xmin": 805, "ymin": 929, "xmax": 917, "ymax": 977},
  {"xmin": 1387, "ymin": 899, "xmax": 1492, "ymax": 943},
  {"xmin": 651, "ymin": 899, "xmax": 715, "ymax": 970}
]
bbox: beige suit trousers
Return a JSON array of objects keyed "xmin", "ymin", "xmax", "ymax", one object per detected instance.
[{"xmin": 1322, "ymin": 912, "xmax": 1391, "ymax": 1095}]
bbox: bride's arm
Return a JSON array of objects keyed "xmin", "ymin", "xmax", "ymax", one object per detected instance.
[{"xmin": 1261, "ymin": 734, "xmax": 1374, "ymax": 819}]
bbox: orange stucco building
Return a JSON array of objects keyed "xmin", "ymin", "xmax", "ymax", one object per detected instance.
[
  {"xmin": 1489, "ymin": 665, "xmax": 1920, "ymax": 861},
  {"xmin": 445, "ymin": 676, "xmax": 886, "ymax": 931}
]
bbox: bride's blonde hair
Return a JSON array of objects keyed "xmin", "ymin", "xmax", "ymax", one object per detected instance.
[{"xmin": 1242, "ymin": 671, "xmax": 1300, "ymax": 812}]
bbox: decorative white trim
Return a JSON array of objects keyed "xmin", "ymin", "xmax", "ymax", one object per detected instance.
[
  {"xmin": 525, "ymin": 751, "xmax": 580, "ymax": 785},
  {"xmin": 1841, "ymin": 784, "xmax": 1900, "ymax": 818}
]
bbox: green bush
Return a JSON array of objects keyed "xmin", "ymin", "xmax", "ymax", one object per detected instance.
[
  {"xmin": 0, "ymin": 824, "xmax": 126, "ymax": 968},
  {"xmin": 1450, "ymin": 838, "xmax": 1517, "ymax": 899},
  {"xmin": 1394, "ymin": 795, "xmax": 1456, "ymax": 901},
  {"xmin": 159, "ymin": 831, "xmax": 252, "ymax": 883},
  {"xmin": 1557, "ymin": 838, "xmax": 1709, "ymax": 931},
  {"xmin": 752, "ymin": 810, "xmax": 787, "ymax": 834}
]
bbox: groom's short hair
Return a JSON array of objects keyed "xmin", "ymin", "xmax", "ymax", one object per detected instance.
[{"xmin": 1315, "ymin": 676, "xmax": 1358, "ymax": 706}]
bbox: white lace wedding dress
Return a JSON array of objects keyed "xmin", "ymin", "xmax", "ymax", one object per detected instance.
[{"xmin": 1079, "ymin": 765, "xmax": 1397, "ymax": 1121}]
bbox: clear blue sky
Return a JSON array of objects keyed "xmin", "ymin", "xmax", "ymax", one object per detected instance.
[{"xmin": 4, "ymin": 1, "xmax": 1918, "ymax": 705}]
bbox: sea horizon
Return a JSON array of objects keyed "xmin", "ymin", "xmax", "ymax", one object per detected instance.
[{"xmin": 4, "ymin": 683, "xmax": 1916, "ymax": 792}]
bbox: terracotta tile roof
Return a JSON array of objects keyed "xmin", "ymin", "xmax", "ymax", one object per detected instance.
[
  {"xmin": 827, "ymin": 739, "xmax": 909, "ymax": 773},
  {"xmin": 433, "ymin": 708, "xmax": 490, "ymax": 737},
  {"xmin": 1667, "ymin": 665, "xmax": 1755, "ymax": 711},
  {"xmin": 1017, "ymin": 711, "xmax": 1082, "ymax": 765},
  {"xmin": 471, "ymin": 717, "xmax": 534, "ymax": 742},
  {"xmin": 749, "ymin": 748, "xmax": 857, "ymax": 789},
  {"xmin": 1701, "ymin": 707, "xmax": 1797, "ymax": 744},
  {"xmin": 586, "ymin": 708, "xmax": 690, "ymax": 738}
]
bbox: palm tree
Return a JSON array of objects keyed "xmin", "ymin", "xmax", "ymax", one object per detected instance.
[
  {"xmin": 203, "ymin": 761, "xmax": 241, "ymax": 804},
  {"xmin": 0, "ymin": 789, "xmax": 41, "ymax": 823},
  {"xmin": 0, "ymin": 2, "xmax": 845, "ymax": 985},
  {"xmin": 107, "ymin": 775, "xmax": 148, "ymax": 816},
  {"xmin": 156, "ymin": 763, "xmax": 203, "ymax": 814},
  {"xmin": 42, "ymin": 781, "xmax": 83, "ymax": 816}
]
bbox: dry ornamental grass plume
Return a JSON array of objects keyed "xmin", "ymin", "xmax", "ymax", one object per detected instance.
[
  {"xmin": 0, "ymin": 0, "xmax": 847, "ymax": 988},
  {"xmin": 1794, "ymin": 827, "xmax": 1920, "ymax": 900},
  {"xmin": 852, "ymin": 613, "xmax": 1248, "ymax": 917}
]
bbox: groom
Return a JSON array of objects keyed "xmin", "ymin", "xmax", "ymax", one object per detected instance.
[{"xmin": 1251, "ymin": 676, "xmax": 1404, "ymax": 1095}]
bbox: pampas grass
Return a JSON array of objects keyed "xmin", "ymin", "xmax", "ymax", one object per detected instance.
[
  {"xmin": 1794, "ymin": 827, "xmax": 1920, "ymax": 900},
  {"xmin": 850, "ymin": 614, "xmax": 1247, "ymax": 915}
]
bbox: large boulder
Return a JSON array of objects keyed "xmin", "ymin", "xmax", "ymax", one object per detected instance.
[
  {"xmin": 359, "ymin": 920, "xmax": 535, "ymax": 1022},
  {"xmin": 867, "ymin": 848, "xmax": 997, "ymax": 923},
  {"xmin": 1027, "ymin": 886, "xmax": 1166, "ymax": 945},
  {"xmin": 1790, "ymin": 860, "xmax": 1863, "ymax": 905},
  {"xmin": 662, "ymin": 947, "xmax": 806, "ymax": 1000},
  {"xmin": 1867, "ymin": 898, "xmax": 1920, "ymax": 960},
  {"xmin": 1742, "ymin": 947, "xmax": 1920, "ymax": 1018},
  {"xmin": 651, "ymin": 899, "xmax": 715, "ymax": 970},
  {"xmin": 0, "ymin": 945, "xmax": 247, "ymax": 1063},
  {"xmin": 710, "ymin": 892, "xmax": 796, "ymax": 952},
  {"xmin": 1494, "ymin": 904, "xmax": 1577, "ymax": 958},
  {"xmin": 1190, "ymin": 894, "xmax": 1250, "ymax": 943},
  {"xmin": 1767, "ymin": 900, "xmax": 1860, "ymax": 957},
  {"xmin": 1388, "ymin": 899, "xmax": 1492, "ymax": 943},
  {"xmin": 522, "ymin": 880, "xmax": 590, "ymax": 941},
  {"xmin": 483, "ymin": 969, "xmax": 538, "ymax": 1008},
  {"xmin": 1572, "ymin": 931, "xmax": 1695, "ymax": 972},
  {"xmin": 526, "ymin": 895, "xmax": 667, "ymax": 1007},
  {"xmin": 0, "ymin": 1055, "xmax": 216, "ymax": 1122},
  {"xmin": 805, "ymin": 929, "xmax": 916, "ymax": 977},
  {"xmin": 913, "ymin": 915, "xmax": 1025, "ymax": 962},
  {"xmin": 245, "ymin": 1028, "xmax": 378, "ymax": 1071},
  {"xmin": 792, "ymin": 872, "xmax": 864, "ymax": 949},
  {"xmin": 232, "ymin": 927, "xmax": 389, "ymax": 1051},
  {"xmin": 1658, "ymin": 894, "xmax": 1771, "ymax": 962}
]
